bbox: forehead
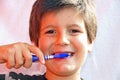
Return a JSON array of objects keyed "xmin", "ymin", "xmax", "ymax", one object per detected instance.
[
  {"xmin": 40, "ymin": 7, "xmax": 84, "ymax": 26},
  {"xmin": 42, "ymin": 7, "xmax": 82, "ymax": 18}
]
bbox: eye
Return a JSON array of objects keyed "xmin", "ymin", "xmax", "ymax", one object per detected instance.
[
  {"xmin": 70, "ymin": 29, "xmax": 80, "ymax": 33},
  {"xmin": 45, "ymin": 30, "xmax": 56, "ymax": 34},
  {"xmin": 69, "ymin": 28, "xmax": 83, "ymax": 36}
]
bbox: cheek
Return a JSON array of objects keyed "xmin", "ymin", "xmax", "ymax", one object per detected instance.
[
  {"xmin": 73, "ymin": 35, "xmax": 89, "ymax": 62},
  {"xmin": 73, "ymin": 36, "xmax": 88, "ymax": 65},
  {"xmin": 39, "ymin": 37, "xmax": 48, "ymax": 53},
  {"xmin": 38, "ymin": 37, "xmax": 54, "ymax": 53},
  {"xmin": 73, "ymin": 35, "xmax": 88, "ymax": 50}
]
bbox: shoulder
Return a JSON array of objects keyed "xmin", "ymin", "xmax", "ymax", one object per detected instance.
[
  {"xmin": 0, "ymin": 74, "xmax": 5, "ymax": 80},
  {"xmin": 0, "ymin": 72, "xmax": 84, "ymax": 80},
  {"xmin": 81, "ymin": 77, "xmax": 84, "ymax": 80},
  {"xmin": 0, "ymin": 72, "xmax": 47, "ymax": 80}
]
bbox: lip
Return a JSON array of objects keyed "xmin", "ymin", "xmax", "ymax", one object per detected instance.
[{"xmin": 51, "ymin": 51, "xmax": 74, "ymax": 55}]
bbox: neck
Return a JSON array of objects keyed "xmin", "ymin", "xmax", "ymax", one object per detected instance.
[{"xmin": 45, "ymin": 70, "xmax": 81, "ymax": 80}]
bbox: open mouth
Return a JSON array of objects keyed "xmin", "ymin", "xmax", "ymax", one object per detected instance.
[
  {"xmin": 52, "ymin": 52, "xmax": 74, "ymax": 58},
  {"xmin": 43, "ymin": 52, "xmax": 75, "ymax": 60}
]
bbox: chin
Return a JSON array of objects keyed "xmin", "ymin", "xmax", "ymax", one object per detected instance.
[{"xmin": 55, "ymin": 64, "xmax": 77, "ymax": 75}]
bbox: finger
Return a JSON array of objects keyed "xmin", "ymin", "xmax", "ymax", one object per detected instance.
[
  {"xmin": 27, "ymin": 44, "xmax": 45, "ymax": 64},
  {"xmin": 6, "ymin": 52, "xmax": 15, "ymax": 69},
  {"xmin": 14, "ymin": 48, "xmax": 24, "ymax": 69},
  {"xmin": 0, "ymin": 60, "xmax": 5, "ymax": 63},
  {"xmin": 22, "ymin": 48, "xmax": 32, "ymax": 68}
]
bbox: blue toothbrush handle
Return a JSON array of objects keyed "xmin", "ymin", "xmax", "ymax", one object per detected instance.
[{"xmin": 32, "ymin": 55, "xmax": 39, "ymax": 62}]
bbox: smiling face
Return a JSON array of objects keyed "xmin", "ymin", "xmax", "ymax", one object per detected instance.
[{"xmin": 38, "ymin": 8, "xmax": 93, "ymax": 76}]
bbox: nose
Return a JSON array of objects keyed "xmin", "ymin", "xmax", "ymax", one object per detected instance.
[{"xmin": 55, "ymin": 33, "xmax": 70, "ymax": 46}]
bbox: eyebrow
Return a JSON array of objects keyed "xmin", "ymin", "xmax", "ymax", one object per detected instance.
[
  {"xmin": 40, "ymin": 25, "xmax": 56, "ymax": 31},
  {"xmin": 67, "ymin": 24, "xmax": 83, "ymax": 29},
  {"xmin": 40, "ymin": 23, "xmax": 84, "ymax": 31},
  {"xmin": 68, "ymin": 24, "xmax": 80, "ymax": 27},
  {"xmin": 67, "ymin": 23, "xmax": 85, "ymax": 32}
]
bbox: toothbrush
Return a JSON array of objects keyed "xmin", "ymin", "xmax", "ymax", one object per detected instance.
[{"xmin": 32, "ymin": 52, "xmax": 71, "ymax": 62}]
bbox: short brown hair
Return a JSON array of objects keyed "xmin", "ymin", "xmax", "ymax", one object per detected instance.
[{"xmin": 29, "ymin": 0, "xmax": 97, "ymax": 46}]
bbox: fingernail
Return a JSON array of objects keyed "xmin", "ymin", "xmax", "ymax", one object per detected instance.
[{"xmin": 41, "ymin": 58, "xmax": 45, "ymax": 64}]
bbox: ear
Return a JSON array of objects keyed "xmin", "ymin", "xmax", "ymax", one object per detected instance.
[
  {"xmin": 88, "ymin": 42, "xmax": 94, "ymax": 53},
  {"xmin": 31, "ymin": 41, "xmax": 37, "ymax": 47}
]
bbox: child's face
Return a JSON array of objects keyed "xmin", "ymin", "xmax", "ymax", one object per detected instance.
[{"xmin": 38, "ymin": 8, "xmax": 92, "ymax": 75}]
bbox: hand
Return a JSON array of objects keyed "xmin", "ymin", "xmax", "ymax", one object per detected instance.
[{"xmin": 0, "ymin": 42, "xmax": 45, "ymax": 69}]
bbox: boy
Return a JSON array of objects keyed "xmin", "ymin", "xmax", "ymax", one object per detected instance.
[{"xmin": 0, "ymin": 0, "xmax": 97, "ymax": 80}]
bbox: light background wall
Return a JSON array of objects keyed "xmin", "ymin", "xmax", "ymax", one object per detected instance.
[{"xmin": 0, "ymin": 0, "xmax": 120, "ymax": 80}]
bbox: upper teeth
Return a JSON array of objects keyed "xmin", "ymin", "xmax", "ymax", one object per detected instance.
[{"xmin": 52, "ymin": 52, "xmax": 74, "ymax": 56}]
